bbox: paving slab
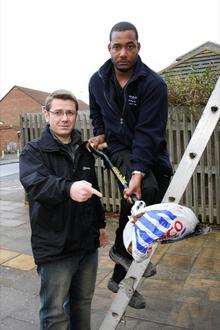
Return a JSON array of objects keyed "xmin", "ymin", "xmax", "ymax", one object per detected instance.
[
  {"xmin": 2, "ymin": 253, "xmax": 35, "ymax": 271},
  {"xmin": 1, "ymin": 317, "xmax": 38, "ymax": 330},
  {"xmin": 0, "ymin": 249, "xmax": 20, "ymax": 264},
  {"xmin": 0, "ymin": 178, "xmax": 220, "ymax": 329}
]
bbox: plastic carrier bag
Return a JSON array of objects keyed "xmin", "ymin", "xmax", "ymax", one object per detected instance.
[{"xmin": 123, "ymin": 202, "xmax": 199, "ymax": 262}]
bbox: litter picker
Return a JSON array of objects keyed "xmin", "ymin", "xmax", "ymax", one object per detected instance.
[{"xmin": 89, "ymin": 146, "xmax": 130, "ymax": 193}]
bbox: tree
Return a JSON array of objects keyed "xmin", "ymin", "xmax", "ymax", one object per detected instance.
[{"xmin": 164, "ymin": 67, "xmax": 219, "ymax": 115}]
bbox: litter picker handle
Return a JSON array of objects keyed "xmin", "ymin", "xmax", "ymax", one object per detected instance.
[{"xmin": 88, "ymin": 145, "xmax": 137, "ymax": 202}]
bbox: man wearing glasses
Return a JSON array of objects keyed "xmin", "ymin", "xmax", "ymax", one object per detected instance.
[{"xmin": 20, "ymin": 89, "xmax": 108, "ymax": 329}]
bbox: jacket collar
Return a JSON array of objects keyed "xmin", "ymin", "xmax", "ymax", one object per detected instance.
[
  {"xmin": 38, "ymin": 125, "xmax": 82, "ymax": 152},
  {"xmin": 98, "ymin": 55, "xmax": 149, "ymax": 82}
]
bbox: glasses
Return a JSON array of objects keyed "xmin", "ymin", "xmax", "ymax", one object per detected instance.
[{"xmin": 49, "ymin": 110, "xmax": 77, "ymax": 117}]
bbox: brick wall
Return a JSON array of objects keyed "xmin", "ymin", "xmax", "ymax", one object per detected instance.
[
  {"xmin": 0, "ymin": 87, "xmax": 42, "ymax": 152},
  {"xmin": 0, "ymin": 87, "xmax": 42, "ymax": 128},
  {"xmin": 0, "ymin": 127, "xmax": 20, "ymax": 153}
]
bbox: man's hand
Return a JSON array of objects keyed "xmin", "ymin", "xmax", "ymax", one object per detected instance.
[
  {"xmin": 99, "ymin": 228, "xmax": 109, "ymax": 247},
  {"xmin": 70, "ymin": 180, "xmax": 102, "ymax": 202},
  {"xmin": 123, "ymin": 173, "xmax": 143, "ymax": 200},
  {"xmin": 88, "ymin": 134, "xmax": 106, "ymax": 149}
]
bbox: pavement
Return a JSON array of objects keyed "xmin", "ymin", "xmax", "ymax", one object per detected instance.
[
  {"xmin": 0, "ymin": 155, "xmax": 19, "ymax": 166},
  {"xmin": 0, "ymin": 169, "xmax": 220, "ymax": 329}
]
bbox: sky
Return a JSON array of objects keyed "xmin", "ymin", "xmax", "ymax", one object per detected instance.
[{"xmin": 0, "ymin": 0, "xmax": 220, "ymax": 102}]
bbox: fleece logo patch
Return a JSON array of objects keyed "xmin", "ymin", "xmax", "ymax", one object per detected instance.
[{"xmin": 128, "ymin": 95, "xmax": 138, "ymax": 106}]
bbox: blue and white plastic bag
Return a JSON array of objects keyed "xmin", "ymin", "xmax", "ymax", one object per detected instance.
[{"xmin": 123, "ymin": 203, "xmax": 199, "ymax": 262}]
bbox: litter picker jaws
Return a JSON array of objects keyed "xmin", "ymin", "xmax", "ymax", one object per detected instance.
[{"xmin": 94, "ymin": 78, "xmax": 220, "ymax": 329}]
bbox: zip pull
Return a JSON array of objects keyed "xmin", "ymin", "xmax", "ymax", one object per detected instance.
[{"xmin": 120, "ymin": 118, "xmax": 124, "ymax": 125}]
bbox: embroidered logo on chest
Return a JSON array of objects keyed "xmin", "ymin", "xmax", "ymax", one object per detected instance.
[
  {"xmin": 128, "ymin": 95, "xmax": 138, "ymax": 106},
  {"xmin": 82, "ymin": 166, "xmax": 91, "ymax": 170}
]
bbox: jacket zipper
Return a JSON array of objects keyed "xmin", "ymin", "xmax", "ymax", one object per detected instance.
[
  {"xmin": 121, "ymin": 78, "xmax": 135, "ymax": 125},
  {"xmin": 121, "ymin": 87, "xmax": 128, "ymax": 125},
  {"xmin": 99, "ymin": 70, "xmax": 140, "ymax": 127},
  {"xmin": 99, "ymin": 70, "xmax": 124, "ymax": 127}
]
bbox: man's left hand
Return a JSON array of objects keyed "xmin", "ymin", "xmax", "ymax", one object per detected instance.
[
  {"xmin": 123, "ymin": 173, "xmax": 143, "ymax": 200},
  {"xmin": 70, "ymin": 180, "xmax": 102, "ymax": 202}
]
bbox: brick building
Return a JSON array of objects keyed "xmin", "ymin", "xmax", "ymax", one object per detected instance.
[{"xmin": 0, "ymin": 86, "xmax": 89, "ymax": 153}]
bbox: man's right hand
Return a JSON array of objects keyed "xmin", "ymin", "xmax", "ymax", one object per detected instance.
[
  {"xmin": 88, "ymin": 134, "xmax": 106, "ymax": 149},
  {"xmin": 70, "ymin": 180, "xmax": 102, "ymax": 202}
]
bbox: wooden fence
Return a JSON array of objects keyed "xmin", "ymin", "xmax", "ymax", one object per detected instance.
[{"xmin": 20, "ymin": 109, "xmax": 220, "ymax": 224}]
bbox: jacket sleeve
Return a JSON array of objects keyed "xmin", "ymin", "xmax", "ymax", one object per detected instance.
[
  {"xmin": 19, "ymin": 143, "xmax": 72, "ymax": 207},
  {"xmin": 89, "ymin": 78, "xmax": 105, "ymax": 136},
  {"xmin": 131, "ymin": 81, "xmax": 168, "ymax": 173}
]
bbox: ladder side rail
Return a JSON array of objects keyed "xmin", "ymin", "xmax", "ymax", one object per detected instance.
[{"xmin": 163, "ymin": 77, "xmax": 220, "ymax": 203}]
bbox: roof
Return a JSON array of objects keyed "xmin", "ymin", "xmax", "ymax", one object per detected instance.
[
  {"xmin": 16, "ymin": 86, "xmax": 49, "ymax": 105},
  {"xmin": 0, "ymin": 85, "xmax": 89, "ymax": 110},
  {"xmin": 160, "ymin": 41, "xmax": 220, "ymax": 76},
  {"xmin": 77, "ymin": 99, "xmax": 89, "ymax": 110},
  {"xmin": 176, "ymin": 41, "xmax": 220, "ymax": 61}
]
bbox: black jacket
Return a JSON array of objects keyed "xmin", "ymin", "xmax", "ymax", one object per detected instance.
[
  {"xmin": 19, "ymin": 126, "xmax": 106, "ymax": 265},
  {"xmin": 89, "ymin": 56, "xmax": 172, "ymax": 175}
]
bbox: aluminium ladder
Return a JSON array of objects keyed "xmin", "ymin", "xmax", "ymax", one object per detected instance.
[{"xmin": 99, "ymin": 77, "xmax": 220, "ymax": 330}]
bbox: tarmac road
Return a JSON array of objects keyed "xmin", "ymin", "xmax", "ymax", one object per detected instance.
[
  {"xmin": 0, "ymin": 170, "xmax": 25, "ymax": 203},
  {"xmin": 0, "ymin": 162, "xmax": 19, "ymax": 177}
]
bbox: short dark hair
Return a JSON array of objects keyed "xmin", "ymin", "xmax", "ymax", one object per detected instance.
[
  {"xmin": 44, "ymin": 89, "xmax": 78, "ymax": 112},
  {"xmin": 109, "ymin": 22, "xmax": 138, "ymax": 41}
]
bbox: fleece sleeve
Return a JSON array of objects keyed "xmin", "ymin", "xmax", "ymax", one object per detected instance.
[
  {"xmin": 131, "ymin": 81, "xmax": 168, "ymax": 173},
  {"xmin": 89, "ymin": 80, "xmax": 105, "ymax": 136}
]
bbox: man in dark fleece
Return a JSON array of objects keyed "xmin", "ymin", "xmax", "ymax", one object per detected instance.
[
  {"xmin": 20, "ymin": 89, "xmax": 108, "ymax": 329},
  {"xmin": 89, "ymin": 22, "xmax": 172, "ymax": 309}
]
